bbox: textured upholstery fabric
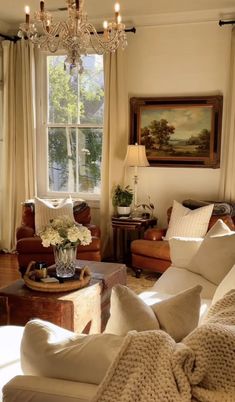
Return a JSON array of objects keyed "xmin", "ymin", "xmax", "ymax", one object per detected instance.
[{"xmin": 164, "ymin": 200, "xmax": 214, "ymax": 240}]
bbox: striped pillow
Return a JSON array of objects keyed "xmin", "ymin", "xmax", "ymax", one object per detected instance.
[
  {"xmin": 34, "ymin": 197, "xmax": 74, "ymax": 234},
  {"xmin": 164, "ymin": 200, "xmax": 214, "ymax": 240}
]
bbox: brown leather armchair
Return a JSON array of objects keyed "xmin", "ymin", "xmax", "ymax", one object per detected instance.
[
  {"xmin": 131, "ymin": 203, "xmax": 235, "ymax": 277},
  {"xmin": 16, "ymin": 201, "xmax": 101, "ymax": 275}
]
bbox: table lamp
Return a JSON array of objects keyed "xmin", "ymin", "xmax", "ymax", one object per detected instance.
[{"xmin": 125, "ymin": 143, "xmax": 149, "ymax": 207}]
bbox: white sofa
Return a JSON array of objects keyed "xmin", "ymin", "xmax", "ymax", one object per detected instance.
[
  {"xmin": 3, "ymin": 216, "xmax": 235, "ymax": 401},
  {"xmin": 1, "ymin": 265, "xmax": 228, "ymax": 402}
]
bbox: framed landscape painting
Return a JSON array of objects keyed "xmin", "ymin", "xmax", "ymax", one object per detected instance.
[{"xmin": 130, "ymin": 96, "xmax": 223, "ymax": 167}]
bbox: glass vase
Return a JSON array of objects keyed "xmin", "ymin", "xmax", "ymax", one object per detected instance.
[{"xmin": 53, "ymin": 245, "xmax": 77, "ymax": 278}]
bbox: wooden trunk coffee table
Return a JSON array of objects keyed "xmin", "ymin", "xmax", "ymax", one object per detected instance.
[{"xmin": 0, "ymin": 261, "xmax": 126, "ymax": 333}]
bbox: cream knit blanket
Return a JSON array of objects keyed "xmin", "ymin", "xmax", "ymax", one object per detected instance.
[{"xmin": 92, "ymin": 291, "xmax": 235, "ymax": 402}]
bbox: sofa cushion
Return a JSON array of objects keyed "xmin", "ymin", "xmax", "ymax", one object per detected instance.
[
  {"xmin": 164, "ymin": 200, "xmax": 214, "ymax": 240},
  {"xmin": 105, "ymin": 284, "xmax": 202, "ymax": 341},
  {"xmin": 152, "ymin": 266, "xmax": 217, "ymax": 299},
  {"xmin": 211, "ymin": 264, "xmax": 235, "ymax": 306},
  {"xmin": 34, "ymin": 197, "xmax": 74, "ymax": 234},
  {"xmin": 104, "ymin": 284, "xmax": 159, "ymax": 336},
  {"xmin": 21, "ymin": 319, "xmax": 124, "ymax": 385},
  {"xmin": 3, "ymin": 376, "xmax": 98, "ymax": 402},
  {"xmin": 187, "ymin": 219, "xmax": 235, "ymax": 285},
  {"xmin": 169, "ymin": 237, "xmax": 203, "ymax": 268}
]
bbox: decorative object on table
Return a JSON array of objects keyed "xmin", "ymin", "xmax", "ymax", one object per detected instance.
[
  {"xmin": 130, "ymin": 95, "xmax": 223, "ymax": 168},
  {"xmin": 34, "ymin": 261, "xmax": 48, "ymax": 280},
  {"xmin": 125, "ymin": 143, "xmax": 149, "ymax": 207},
  {"xmin": 39, "ymin": 215, "xmax": 92, "ymax": 278},
  {"xmin": 131, "ymin": 195, "xmax": 155, "ymax": 219},
  {"xmin": 18, "ymin": 0, "xmax": 128, "ymax": 71},
  {"xmin": 23, "ymin": 260, "xmax": 92, "ymax": 292},
  {"xmin": 112, "ymin": 184, "xmax": 133, "ymax": 216}
]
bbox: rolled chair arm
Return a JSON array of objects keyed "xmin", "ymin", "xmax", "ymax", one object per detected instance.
[
  {"xmin": 144, "ymin": 228, "xmax": 167, "ymax": 241},
  {"xmin": 16, "ymin": 225, "xmax": 35, "ymax": 241},
  {"xmin": 84, "ymin": 224, "xmax": 101, "ymax": 238}
]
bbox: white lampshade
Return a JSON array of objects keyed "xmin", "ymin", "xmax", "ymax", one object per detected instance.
[{"xmin": 125, "ymin": 143, "xmax": 149, "ymax": 167}]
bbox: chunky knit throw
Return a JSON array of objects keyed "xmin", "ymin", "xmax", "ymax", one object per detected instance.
[{"xmin": 92, "ymin": 291, "xmax": 235, "ymax": 402}]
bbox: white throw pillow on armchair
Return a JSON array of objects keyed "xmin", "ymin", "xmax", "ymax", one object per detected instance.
[
  {"xmin": 34, "ymin": 196, "xmax": 74, "ymax": 234},
  {"xmin": 164, "ymin": 200, "xmax": 214, "ymax": 240}
]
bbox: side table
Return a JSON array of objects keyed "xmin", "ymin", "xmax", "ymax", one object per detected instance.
[{"xmin": 112, "ymin": 216, "xmax": 157, "ymax": 263}]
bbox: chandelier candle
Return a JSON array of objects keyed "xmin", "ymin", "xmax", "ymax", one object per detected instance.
[
  {"xmin": 114, "ymin": 2, "xmax": 120, "ymax": 23},
  {"xmin": 25, "ymin": 6, "xmax": 30, "ymax": 24},
  {"xmin": 40, "ymin": 1, "xmax": 44, "ymax": 12}
]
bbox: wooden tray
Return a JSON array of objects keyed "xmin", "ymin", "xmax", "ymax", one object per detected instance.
[{"xmin": 23, "ymin": 261, "xmax": 91, "ymax": 293}]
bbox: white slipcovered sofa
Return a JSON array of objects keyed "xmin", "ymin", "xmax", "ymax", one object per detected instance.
[{"xmin": 2, "ymin": 219, "xmax": 235, "ymax": 402}]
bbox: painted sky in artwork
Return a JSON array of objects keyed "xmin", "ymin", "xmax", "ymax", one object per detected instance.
[{"xmin": 140, "ymin": 105, "xmax": 212, "ymax": 140}]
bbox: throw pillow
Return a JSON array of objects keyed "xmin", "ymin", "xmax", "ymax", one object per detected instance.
[
  {"xmin": 104, "ymin": 285, "xmax": 159, "ymax": 336},
  {"xmin": 187, "ymin": 219, "xmax": 235, "ymax": 285},
  {"xmin": 21, "ymin": 319, "xmax": 124, "ymax": 385},
  {"xmin": 164, "ymin": 200, "xmax": 214, "ymax": 240},
  {"xmin": 105, "ymin": 284, "xmax": 202, "ymax": 342},
  {"xmin": 211, "ymin": 264, "xmax": 235, "ymax": 306},
  {"xmin": 151, "ymin": 285, "xmax": 202, "ymax": 342},
  {"xmin": 169, "ymin": 237, "xmax": 203, "ymax": 268},
  {"xmin": 34, "ymin": 196, "xmax": 74, "ymax": 234}
]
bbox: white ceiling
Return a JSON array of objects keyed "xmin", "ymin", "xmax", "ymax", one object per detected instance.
[{"xmin": 1, "ymin": 0, "xmax": 235, "ymax": 29}]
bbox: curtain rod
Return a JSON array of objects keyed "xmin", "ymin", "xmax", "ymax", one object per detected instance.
[
  {"xmin": 219, "ymin": 19, "xmax": 235, "ymax": 26},
  {"xmin": 0, "ymin": 27, "xmax": 136, "ymax": 42},
  {"xmin": 0, "ymin": 33, "xmax": 19, "ymax": 42}
]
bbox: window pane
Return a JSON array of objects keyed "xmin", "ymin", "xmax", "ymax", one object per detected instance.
[
  {"xmin": 48, "ymin": 127, "xmax": 102, "ymax": 194},
  {"xmin": 48, "ymin": 54, "xmax": 104, "ymax": 125}
]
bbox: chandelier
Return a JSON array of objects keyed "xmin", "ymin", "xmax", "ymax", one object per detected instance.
[{"xmin": 18, "ymin": 0, "xmax": 127, "ymax": 71}]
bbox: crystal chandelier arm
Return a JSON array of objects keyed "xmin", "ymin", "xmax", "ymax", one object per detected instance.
[{"xmin": 18, "ymin": 0, "xmax": 130, "ymax": 69}]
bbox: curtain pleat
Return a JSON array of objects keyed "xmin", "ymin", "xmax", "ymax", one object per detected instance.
[
  {"xmin": 1, "ymin": 40, "xmax": 36, "ymax": 251},
  {"xmin": 219, "ymin": 28, "xmax": 235, "ymax": 201},
  {"xmin": 100, "ymin": 49, "xmax": 128, "ymax": 258}
]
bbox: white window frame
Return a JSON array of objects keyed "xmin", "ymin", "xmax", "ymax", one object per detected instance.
[{"xmin": 35, "ymin": 49, "xmax": 103, "ymax": 204}]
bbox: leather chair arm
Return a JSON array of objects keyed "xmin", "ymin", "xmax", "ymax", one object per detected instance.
[
  {"xmin": 144, "ymin": 228, "xmax": 167, "ymax": 241},
  {"xmin": 16, "ymin": 225, "xmax": 35, "ymax": 240},
  {"xmin": 84, "ymin": 224, "xmax": 101, "ymax": 238}
]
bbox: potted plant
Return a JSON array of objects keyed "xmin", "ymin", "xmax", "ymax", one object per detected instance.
[{"xmin": 112, "ymin": 185, "xmax": 133, "ymax": 216}]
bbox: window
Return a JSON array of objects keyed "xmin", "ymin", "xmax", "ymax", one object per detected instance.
[{"xmin": 37, "ymin": 53, "xmax": 104, "ymax": 200}]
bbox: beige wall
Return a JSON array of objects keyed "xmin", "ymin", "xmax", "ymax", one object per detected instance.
[{"xmin": 125, "ymin": 21, "xmax": 231, "ymax": 226}]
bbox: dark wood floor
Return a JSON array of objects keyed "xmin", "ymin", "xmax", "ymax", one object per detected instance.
[{"xmin": 0, "ymin": 254, "xmax": 20, "ymax": 289}]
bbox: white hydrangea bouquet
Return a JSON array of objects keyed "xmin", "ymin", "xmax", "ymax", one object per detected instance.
[
  {"xmin": 39, "ymin": 215, "xmax": 92, "ymax": 249},
  {"xmin": 39, "ymin": 215, "xmax": 92, "ymax": 278}
]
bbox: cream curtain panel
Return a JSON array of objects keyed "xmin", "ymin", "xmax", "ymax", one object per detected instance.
[
  {"xmin": 1, "ymin": 40, "xmax": 36, "ymax": 251},
  {"xmin": 219, "ymin": 27, "xmax": 235, "ymax": 200},
  {"xmin": 100, "ymin": 49, "xmax": 128, "ymax": 258}
]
